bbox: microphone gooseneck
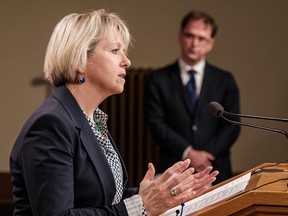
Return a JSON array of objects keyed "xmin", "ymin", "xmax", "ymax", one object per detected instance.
[
  {"xmin": 209, "ymin": 101, "xmax": 288, "ymax": 140},
  {"xmin": 209, "ymin": 102, "xmax": 288, "ymax": 122},
  {"xmin": 224, "ymin": 110, "xmax": 288, "ymax": 122},
  {"xmin": 220, "ymin": 113, "xmax": 288, "ymax": 139}
]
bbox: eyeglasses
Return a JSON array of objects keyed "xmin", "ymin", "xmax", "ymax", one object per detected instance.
[{"xmin": 182, "ymin": 32, "xmax": 213, "ymax": 46}]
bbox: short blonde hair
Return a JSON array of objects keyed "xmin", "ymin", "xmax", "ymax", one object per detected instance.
[{"xmin": 44, "ymin": 9, "xmax": 131, "ymax": 87}]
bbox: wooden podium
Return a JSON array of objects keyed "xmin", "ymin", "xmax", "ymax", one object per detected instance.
[{"xmin": 191, "ymin": 163, "xmax": 288, "ymax": 215}]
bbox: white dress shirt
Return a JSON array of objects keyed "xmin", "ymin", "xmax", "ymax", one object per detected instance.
[{"xmin": 178, "ymin": 58, "xmax": 206, "ymax": 159}]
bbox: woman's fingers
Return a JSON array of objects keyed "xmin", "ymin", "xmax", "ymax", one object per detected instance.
[
  {"xmin": 139, "ymin": 160, "xmax": 219, "ymax": 216},
  {"xmin": 156, "ymin": 159, "xmax": 191, "ymax": 183},
  {"xmin": 142, "ymin": 163, "xmax": 155, "ymax": 182},
  {"xmin": 191, "ymin": 170, "xmax": 219, "ymax": 193},
  {"xmin": 194, "ymin": 166, "xmax": 213, "ymax": 178}
]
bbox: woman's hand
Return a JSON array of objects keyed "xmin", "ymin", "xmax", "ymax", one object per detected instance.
[{"xmin": 138, "ymin": 159, "xmax": 218, "ymax": 216}]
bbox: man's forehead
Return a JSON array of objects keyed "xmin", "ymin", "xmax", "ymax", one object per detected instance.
[{"xmin": 184, "ymin": 20, "xmax": 212, "ymax": 34}]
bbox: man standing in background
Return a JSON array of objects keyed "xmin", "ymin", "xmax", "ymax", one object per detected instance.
[{"xmin": 146, "ymin": 10, "xmax": 240, "ymax": 184}]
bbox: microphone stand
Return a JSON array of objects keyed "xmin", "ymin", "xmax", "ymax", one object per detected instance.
[
  {"xmin": 220, "ymin": 114, "xmax": 288, "ymax": 140},
  {"xmin": 223, "ymin": 111, "xmax": 288, "ymax": 122}
]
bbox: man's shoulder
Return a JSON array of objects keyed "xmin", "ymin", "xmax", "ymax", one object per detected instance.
[
  {"xmin": 152, "ymin": 61, "xmax": 179, "ymax": 76},
  {"xmin": 205, "ymin": 62, "xmax": 234, "ymax": 78},
  {"xmin": 206, "ymin": 62, "xmax": 229, "ymax": 73}
]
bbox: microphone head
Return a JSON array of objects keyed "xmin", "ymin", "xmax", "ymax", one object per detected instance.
[{"xmin": 209, "ymin": 102, "xmax": 224, "ymax": 117}]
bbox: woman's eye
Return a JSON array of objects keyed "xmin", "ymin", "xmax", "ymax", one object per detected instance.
[{"xmin": 112, "ymin": 49, "xmax": 119, "ymax": 54}]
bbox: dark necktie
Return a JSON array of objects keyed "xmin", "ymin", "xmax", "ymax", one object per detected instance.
[{"xmin": 187, "ymin": 70, "xmax": 197, "ymax": 109}]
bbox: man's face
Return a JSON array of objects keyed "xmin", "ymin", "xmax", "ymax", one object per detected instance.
[{"xmin": 179, "ymin": 19, "xmax": 215, "ymax": 65}]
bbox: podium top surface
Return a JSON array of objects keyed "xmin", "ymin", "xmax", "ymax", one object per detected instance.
[{"xmin": 192, "ymin": 162, "xmax": 288, "ymax": 216}]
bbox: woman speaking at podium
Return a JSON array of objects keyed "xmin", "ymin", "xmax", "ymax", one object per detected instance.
[{"xmin": 10, "ymin": 9, "xmax": 218, "ymax": 215}]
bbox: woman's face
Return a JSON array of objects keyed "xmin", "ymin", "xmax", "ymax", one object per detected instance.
[{"xmin": 84, "ymin": 28, "xmax": 131, "ymax": 97}]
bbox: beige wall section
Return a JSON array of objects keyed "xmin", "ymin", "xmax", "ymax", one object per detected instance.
[{"xmin": 1, "ymin": 0, "xmax": 288, "ymax": 172}]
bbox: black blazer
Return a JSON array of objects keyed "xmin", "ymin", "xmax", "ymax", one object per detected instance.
[
  {"xmin": 10, "ymin": 86, "xmax": 137, "ymax": 216},
  {"xmin": 147, "ymin": 61, "xmax": 240, "ymax": 184}
]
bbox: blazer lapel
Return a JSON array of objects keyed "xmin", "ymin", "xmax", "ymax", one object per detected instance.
[
  {"xmin": 79, "ymin": 124, "xmax": 117, "ymax": 203},
  {"xmin": 195, "ymin": 63, "xmax": 213, "ymax": 113},
  {"xmin": 108, "ymin": 133, "xmax": 129, "ymax": 185},
  {"xmin": 170, "ymin": 62, "xmax": 195, "ymax": 116},
  {"xmin": 52, "ymin": 86, "xmax": 118, "ymax": 203}
]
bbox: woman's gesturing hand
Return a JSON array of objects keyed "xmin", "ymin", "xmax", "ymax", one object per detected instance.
[{"xmin": 138, "ymin": 159, "xmax": 219, "ymax": 216}]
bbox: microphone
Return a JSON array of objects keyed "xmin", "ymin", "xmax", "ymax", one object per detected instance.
[
  {"xmin": 209, "ymin": 101, "xmax": 288, "ymax": 140},
  {"xmin": 209, "ymin": 101, "xmax": 224, "ymax": 117}
]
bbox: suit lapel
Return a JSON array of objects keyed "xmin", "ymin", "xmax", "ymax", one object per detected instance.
[
  {"xmin": 108, "ymin": 133, "xmax": 128, "ymax": 185},
  {"xmin": 195, "ymin": 63, "xmax": 213, "ymax": 113},
  {"xmin": 52, "ymin": 86, "xmax": 119, "ymax": 203},
  {"xmin": 170, "ymin": 62, "xmax": 195, "ymax": 116},
  {"xmin": 79, "ymin": 124, "xmax": 117, "ymax": 203}
]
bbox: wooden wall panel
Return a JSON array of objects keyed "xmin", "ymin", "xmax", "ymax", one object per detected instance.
[{"xmin": 0, "ymin": 173, "xmax": 13, "ymax": 215}]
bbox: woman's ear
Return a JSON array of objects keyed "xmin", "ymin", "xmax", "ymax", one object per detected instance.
[{"xmin": 77, "ymin": 63, "xmax": 86, "ymax": 73}]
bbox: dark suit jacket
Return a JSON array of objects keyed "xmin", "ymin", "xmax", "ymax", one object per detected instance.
[
  {"xmin": 146, "ymin": 61, "xmax": 240, "ymax": 184},
  {"xmin": 10, "ymin": 86, "xmax": 137, "ymax": 216}
]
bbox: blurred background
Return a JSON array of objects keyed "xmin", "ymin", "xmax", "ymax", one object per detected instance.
[{"xmin": 1, "ymin": 0, "xmax": 288, "ymax": 213}]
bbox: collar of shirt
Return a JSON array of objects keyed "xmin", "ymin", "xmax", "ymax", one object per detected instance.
[
  {"xmin": 94, "ymin": 107, "xmax": 108, "ymax": 126},
  {"xmin": 178, "ymin": 59, "xmax": 205, "ymax": 96},
  {"xmin": 83, "ymin": 107, "xmax": 109, "ymax": 138}
]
